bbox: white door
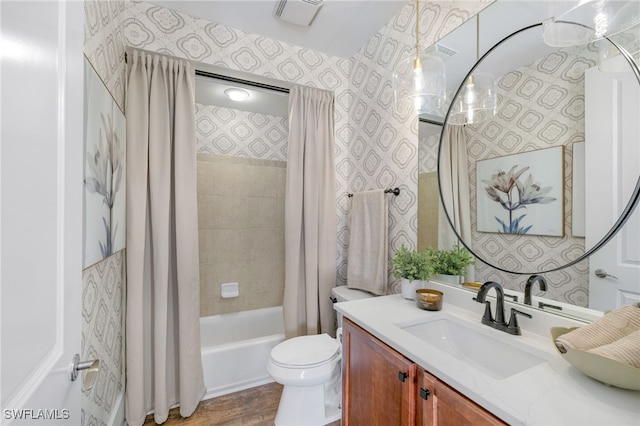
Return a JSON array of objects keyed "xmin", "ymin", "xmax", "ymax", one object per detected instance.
[
  {"xmin": 1, "ymin": 1, "xmax": 84, "ymax": 424},
  {"xmin": 585, "ymin": 64, "xmax": 640, "ymax": 311}
]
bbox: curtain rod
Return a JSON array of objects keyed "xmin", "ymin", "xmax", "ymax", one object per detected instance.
[
  {"xmin": 419, "ymin": 117, "xmax": 443, "ymax": 126},
  {"xmin": 195, "ymin": 70, "xmax": 290, "ymax": 94},
  {"xmin": 124, "ymin": 52, "xmax": 290, "ymax": 94},
  {"xmin": 347, "ymin": 188, "xmax": 401, "ymax": 198}
]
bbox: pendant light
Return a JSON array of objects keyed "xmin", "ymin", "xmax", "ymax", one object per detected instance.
[
  {"xmin": 448, "ymin": 15, "xmax": 496, "ymax": 125},
  {"xmin": 392, "ymin": 0, "xmax": 446, "ymax": 116},
  {"xmin": 543, "ymin": 0, "xmax": 640, "ymax": 47},
  {"xmin": 597, "ymin": 26, "xmax": 640, "ymax": 72}
]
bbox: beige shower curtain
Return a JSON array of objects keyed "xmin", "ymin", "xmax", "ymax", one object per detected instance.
[
  {"xmin": 125, "ymin": 50, "xmax": 205, "ymax": 426},
  {"xmin": 284, "ymin": 85, "xmax": 337, "ymax": 338},
  {"xmin": 439, "ymin": 124, "xmax": 474, "ymax": 280}
]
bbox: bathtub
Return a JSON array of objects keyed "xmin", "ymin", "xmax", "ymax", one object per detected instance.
[{"xmin": 200, "ymin": 306, "xmax": 285, "ymax": 400}]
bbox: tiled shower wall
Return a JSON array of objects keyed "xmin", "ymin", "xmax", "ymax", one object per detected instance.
[
  {"xmin": 197, "ymin": 154, "xmax": 286, "ymax": 317},
  {"xmin": 83, "ymin": 0, "xmax": 127, "ymax": 425}
]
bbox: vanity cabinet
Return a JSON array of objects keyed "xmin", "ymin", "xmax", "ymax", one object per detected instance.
[
  {"xmin": 343, "ymin": 318, "xmax": 505, "ymax": 426},
  {"xmin": 342, "ymin": 317, "xmax": 417, "ymax": 425},
  {"xmin": 417, "ymin": 370, "xmax": 505, "ymax": 426}
]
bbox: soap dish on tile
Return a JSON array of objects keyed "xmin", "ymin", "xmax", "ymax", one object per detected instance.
[
  {"xmin": 550, "ymin": 327, "xmax": 640, "ymax": 391},
  {"xmin": 415, "ymin": 289, "xmax": 443, "ymax": 311}
]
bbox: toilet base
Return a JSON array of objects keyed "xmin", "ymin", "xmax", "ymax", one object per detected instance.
[{"xmin": 274, "ymin": 367, "xmax": 341, "ymax": 426}]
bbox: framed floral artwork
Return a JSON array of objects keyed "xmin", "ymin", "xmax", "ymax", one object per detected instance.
[
  {"xmin": 83, "ymin": 59, "xmax": 126, "ymax": 268},
  {"xmin": 476, "ymin": 146, "xmax": 564, "ymax": 237}
]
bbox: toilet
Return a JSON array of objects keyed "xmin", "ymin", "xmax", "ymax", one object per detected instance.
[{"xmin": 267, "ymin": 285, "xmax": 376, "ymax": 426}]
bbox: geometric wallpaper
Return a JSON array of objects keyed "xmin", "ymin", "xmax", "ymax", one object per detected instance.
[
  {"xmin": 464, "ymin": 46, "xmax": 595, "ymax": 306},
  {"xmin": 344, "ymin": 0, "xmax": 491, "ymax": 293},
  {"xmin": 80, "ymin": 251, "xmax": 126, "ymax": 426},
  {"xmin": 195, "ymin": 104, "xmax": 289, "ymax": 161},
  {"xmin": 123, "ymin": 0, "xmax": 491, "ymax": 296}
]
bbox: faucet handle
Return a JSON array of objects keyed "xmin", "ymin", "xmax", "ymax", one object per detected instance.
[
  {"xmin": 473, "ymin": 297, "xmax": 494, "ymax": 325},
  {"xmin": 507, "ymin": 308, "xmax": 532, "ymax": 335}
]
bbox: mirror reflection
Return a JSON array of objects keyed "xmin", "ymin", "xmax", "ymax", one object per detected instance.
[{"xmin": 419, "ymin": 1, "xmax": 640, "ymax": 318}]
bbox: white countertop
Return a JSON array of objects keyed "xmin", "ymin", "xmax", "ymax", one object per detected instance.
[{"xmin": 334, "ymin": 282, "xmax": 640, "ymax": 425}]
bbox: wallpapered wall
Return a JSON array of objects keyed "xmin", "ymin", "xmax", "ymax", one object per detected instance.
[
  {"xmin": 83, "ymin": 1, "xmax": 127, "ymax": 425},
  {"xmin": 123, "ymin": 0, "xmax": 491, "ymax": 295},
  {"xmin": 465, "ymin": 49, "xmax": 592, "ymax": 306},
  {"xmin": 344, "ymin": 1, "xmax": 491, "ymax": 292},
  {"xmin": 195, "ymin": 104, "xmax": 289, "ymax": 161}
]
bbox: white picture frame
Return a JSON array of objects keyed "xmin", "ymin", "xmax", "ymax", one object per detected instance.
[
  {"xmin": 476, "ymin": 146, "xmax": 564, "ymax": 237},
  {"xmin": 83, "ymin": 59, "xmax": 126, "ymax": 268}
]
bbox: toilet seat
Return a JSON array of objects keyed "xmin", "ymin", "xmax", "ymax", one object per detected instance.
[{"xmin": 270, "ymin": 334, "xmax": 340, "ymax": 368}]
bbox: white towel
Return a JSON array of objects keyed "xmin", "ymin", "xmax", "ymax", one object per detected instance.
[{"xmin": 347, "ymin": 189, "xmax": 388, "ymax": 295}]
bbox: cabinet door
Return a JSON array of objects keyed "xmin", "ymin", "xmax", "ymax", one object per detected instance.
[
  {"xmin": 343, "ymin": 318, "xmax": 417, "ymax": 426},
  {"xmin": 418, "ymin": 370, "xmax": 506, "ymax": 426}
]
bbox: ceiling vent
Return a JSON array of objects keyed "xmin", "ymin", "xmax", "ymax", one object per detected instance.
[
  {"xmin": 435, "ymin": 44, "xmax": 458, "ymax": 58},
  {"xmin": 425, "ymin": 43, "xmax": 458, "ymax": 61},
  {"xmin": 274, "ymin": 0, "xmax": 324, "ymax": 27}
]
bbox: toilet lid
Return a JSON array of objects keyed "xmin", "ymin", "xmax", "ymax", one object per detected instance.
[{"xmin": 271, "ymin": 334, "xmax": 339, "ymax": 367}]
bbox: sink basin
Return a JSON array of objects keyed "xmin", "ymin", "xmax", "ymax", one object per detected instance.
[{"xmin": 399, "ymin": 314, "xmax": 547, "ymax": 380}]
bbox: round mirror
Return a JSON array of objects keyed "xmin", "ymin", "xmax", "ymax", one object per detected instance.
[{"xmin": 437, "ymin": 23, "xmax": 640, "ymax": 278}]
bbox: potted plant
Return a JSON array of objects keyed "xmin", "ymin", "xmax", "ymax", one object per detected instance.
[
  {"xmin": 426, "ymin": 243, "xmax": 475, "ymax": 285},
  {"xmin": 391, "ymin": 244, "xmax": 432, "ymax": 299}
]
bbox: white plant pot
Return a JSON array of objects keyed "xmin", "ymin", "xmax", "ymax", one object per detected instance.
[
  {"xmin": 400, "ymin": 278, "xmax": 419, "ymax": 300},
  {"xmin": 433, "ymin": 274, "xmax": 463, "ymax": 285}
]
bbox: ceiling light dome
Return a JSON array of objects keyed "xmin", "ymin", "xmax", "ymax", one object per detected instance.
[{"xmin": 224, "ymin": 88, "xmax": 250, "ymax": 101}]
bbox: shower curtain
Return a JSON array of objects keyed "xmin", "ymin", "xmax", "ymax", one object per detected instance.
[
  {"xmin": 438, "ymin": 124, "xmax": 474, "ymax": 280},
  {"xmin": 125, "ymin": 50, "xmax": 205, "ymax": 425},
  {"xmin": 284, "ymin": 85, "xmax": 337, "ymax": 338}
]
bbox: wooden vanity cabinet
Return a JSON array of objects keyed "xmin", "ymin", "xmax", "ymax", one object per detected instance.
[
  {"xmin": 342, "ymin": 317, "xmax": 417, "ymax": 425},
  {"xmin": 417, "ymin": 370, "xmax": 506, "ymax": 426},
  {"xmin": 343, "ymin": 318, "xmax": 505, "ymax": 426}
]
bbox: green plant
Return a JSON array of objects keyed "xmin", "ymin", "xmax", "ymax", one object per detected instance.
[
  {"xmin": 426, "ymin": 244, "xmax": 475, "ymax": 277},
  {"xmin": 391, "ymin": 244, "xmax": 432, "ymax": 281}
]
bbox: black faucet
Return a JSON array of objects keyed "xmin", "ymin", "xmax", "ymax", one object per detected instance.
[
  {"xmin": 474, "ymin": 281, "xmax": 532, "ymax": 335},
  {"xmin": 474, "ymin": 281, "xmax": 507, "ymax": 330},
  {"xmin": 524, "ymin": 275, "xmax": 547, "ymax": 305}
]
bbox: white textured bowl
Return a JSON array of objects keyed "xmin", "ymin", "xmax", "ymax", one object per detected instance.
[{"xmin": 550, "ymin": 327, "xmax": 640, "ymax": 391}]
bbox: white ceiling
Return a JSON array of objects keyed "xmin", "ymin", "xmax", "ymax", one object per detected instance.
[{"xmin": 150, "ymin": 0, "xmax": 550, "ymax": 119}]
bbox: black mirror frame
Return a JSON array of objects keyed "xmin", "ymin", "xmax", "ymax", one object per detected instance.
[{"xmin": 437, "ymin": 22, "xmax": 640, "ymax": 275}]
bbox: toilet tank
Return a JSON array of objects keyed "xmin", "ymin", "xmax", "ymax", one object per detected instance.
[{"xmin": 331, "ymin": 286, "xmax": 377, "ymax": 329}]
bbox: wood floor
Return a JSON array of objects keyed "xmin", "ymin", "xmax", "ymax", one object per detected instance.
[{"xmin": 142, "ymin": 382, "xmax": 341, "ymax": 426}]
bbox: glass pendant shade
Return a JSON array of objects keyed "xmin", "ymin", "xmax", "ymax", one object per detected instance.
[
  {"xmin": 543, "ymin": 0, "xmax": 640, "ymax": 47},
  {"xmin": 393, "ymin": 52, "xmax": 446, "ymax": 115},
  {"xmin": 448, "ymin": 73, "xmax": 496, "ymax": 125},
  {"xmin": 597, "ymin": 27, "xmax": 640, "ymax": 72}
]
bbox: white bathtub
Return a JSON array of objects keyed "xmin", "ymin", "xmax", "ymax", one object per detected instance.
[{"xmin": 199, "ymin": 306, "xmax": 285, "ymax": 400}]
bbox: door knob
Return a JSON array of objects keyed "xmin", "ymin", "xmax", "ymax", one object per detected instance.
[
  {"xmin": 594, "ymin": 269, "xmax": 618, "ymax": 279},
  {"xmin": 69, "ymin": 354, "xmax": 100, "ymax": 391}
]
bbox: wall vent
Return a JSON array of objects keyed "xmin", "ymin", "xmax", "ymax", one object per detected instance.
[
  {"xmin": 435, "ymin": 43, "xmax": 458, "ymax": 58},
  {"xmin": 274, "ymin": 0, "xmax": 324, "ymax": 27}
]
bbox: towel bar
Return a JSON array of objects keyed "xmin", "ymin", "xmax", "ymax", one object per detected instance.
[{"xmin": 347, "ymin": 187, "xmax": 400, "ymax": 197}]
